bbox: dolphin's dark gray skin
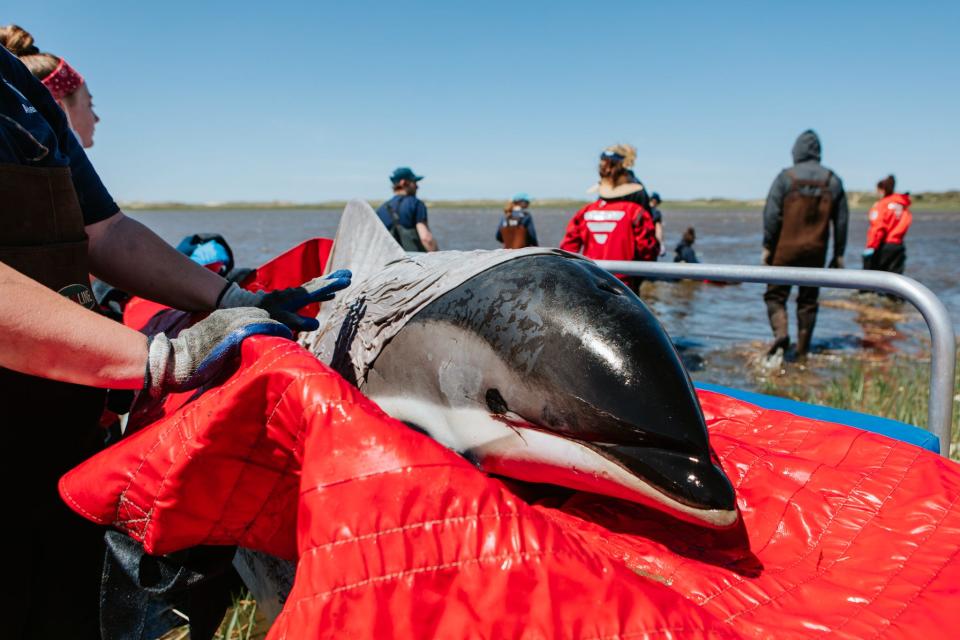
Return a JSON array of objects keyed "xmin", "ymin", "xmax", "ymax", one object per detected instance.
[
  {"xmin": 302, "ymin": 200, "xmax": 737, "ymax": 528},
  {"xmin": 362, "ymin": 255, "xmax": 737, "ymax": 528}
]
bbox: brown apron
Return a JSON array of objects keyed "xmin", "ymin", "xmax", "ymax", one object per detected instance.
[
  {"xmin": 0, "ymin": 163, "xmax": 106, "ymax": 639},
  {"xmin": 771, "ymin": 170, "xmax": 833, "ymax": 267},
  {"xmin": 500, "ymin": 218, "xmax": 529, "ymax": 249}
]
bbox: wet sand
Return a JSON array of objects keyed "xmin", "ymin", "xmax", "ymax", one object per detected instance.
[{"xmin": 128, "ymin": 206, "xmax": 958, "ymax": 392}]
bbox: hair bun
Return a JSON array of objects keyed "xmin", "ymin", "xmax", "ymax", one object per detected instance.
[{"xmin": 0, "ymin": 24, "xmax": 40, "ymax": 56}]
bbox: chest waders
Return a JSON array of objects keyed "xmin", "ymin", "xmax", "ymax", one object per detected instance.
[
  {"xmin": 764, "ymin": 171, "xmax": 834, "ymax": 357},
  {"xmin": 0, "ymin": 164, "xmax": 106, "ymax": 639},
  {"xmin": 500, "ymin": 216, "xmax": 530, "ymax": 249}
]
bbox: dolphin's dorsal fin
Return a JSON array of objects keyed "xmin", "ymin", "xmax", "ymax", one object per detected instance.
[{"xmin": 324, "ymin": 199, "xmax": 407, "ymax": 282}]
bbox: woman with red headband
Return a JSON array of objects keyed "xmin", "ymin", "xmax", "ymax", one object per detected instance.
[
  {"xmin": 0, "ymin": 27, "xmax": 350, "ymax": 638},
  {"xmin": 1, "ymin": 24, "xmax": 99, "ymax": 147}
]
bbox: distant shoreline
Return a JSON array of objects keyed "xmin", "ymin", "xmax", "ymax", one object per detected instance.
[{"xmin": 120, "ymin": 191, "xmax": 960, "ymax": 212}]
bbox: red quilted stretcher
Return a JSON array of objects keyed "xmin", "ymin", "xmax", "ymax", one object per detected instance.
[{"xmin": 60, "ymin": 240, "xmax": 960, "ymax": 639}]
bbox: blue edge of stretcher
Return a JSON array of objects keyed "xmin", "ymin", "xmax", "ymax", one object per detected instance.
[{"xmin": 695, "ymin": 382, "xmax": 940, "ymax": 454}]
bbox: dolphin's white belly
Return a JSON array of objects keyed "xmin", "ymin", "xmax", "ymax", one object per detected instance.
[{"xmin": 369, "ymin": 395, "xmax": 737, "ymax": 528}]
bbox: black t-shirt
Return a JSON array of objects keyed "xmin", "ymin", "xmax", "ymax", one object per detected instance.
[{"xmin": 0, "ymin": 47, "xmax": 117, "ymax": 224}]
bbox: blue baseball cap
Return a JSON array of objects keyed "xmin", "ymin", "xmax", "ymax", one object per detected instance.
[
  {"xmin": 650, "ymin": 192, "xmax": 662, "ymax": 201},
  {"xmin": 512, "ymin": 192, "xmax": 531, "ymax": 203},
  {"xmin": 390, "ymin": 167, "xmax": 424, "ymax": 184}
]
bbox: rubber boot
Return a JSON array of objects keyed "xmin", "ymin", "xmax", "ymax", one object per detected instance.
[
  {"xmin": 796, "ymin": 310, "xmax": 817, "ymax": 359},
  {"xmin": 765, "ymin": 299, "xmax": 790, "ymax": 356}
]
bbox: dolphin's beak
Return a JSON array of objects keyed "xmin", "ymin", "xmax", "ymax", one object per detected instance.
[
  {"xmin": 471, "ymin": 421, "xmax": 739, "ymax": 529},
  {"xmin": 582, "ymin": 442, "xmax": 738, "ymax": 528}
]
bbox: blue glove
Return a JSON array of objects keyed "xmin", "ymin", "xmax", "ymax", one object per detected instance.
[
  {"xmin": 862, "ymin": 248, "xmax": 875, "ymax": 258},
  {"xmin": 218, "ymin": 270, "xmax": 353, "ymax": 332}
]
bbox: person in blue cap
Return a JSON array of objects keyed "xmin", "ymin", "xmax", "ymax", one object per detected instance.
[
  {"xmin": 496, "ymin": 192, "xmax": 539, "ymax": 248},
  {"xmin": 376, "ymin": 167, "xmax": 438, "ymax": 252}
]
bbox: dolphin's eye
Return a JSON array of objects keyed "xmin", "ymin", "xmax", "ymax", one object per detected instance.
[
  {"xmin": 485, "ymin": 388, "xmax": 508, "ymax": 414},
  {"xmin": 595, "ymin": 279, "xmax": 624, "ymax": 296}
]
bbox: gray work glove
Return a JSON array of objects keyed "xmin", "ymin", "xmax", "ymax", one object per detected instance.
[
  {"xmin": 145, "ymin": 308, "xmax": 293, "ymax": 398},
  {"xmin": 761, "ymin": 247, "xmax": 772, "ymax": 266},
  {"xmin": 829, "ymin": 255, "xmax": 845, "ymax": 269},
  {"xmin": 217, "ymin": 269, "xmax": 352, "ymax": 332}
]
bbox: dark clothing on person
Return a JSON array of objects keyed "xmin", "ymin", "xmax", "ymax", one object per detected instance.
[
  {"xmin": 865, "ymin": 243, "xmax": 906, "ymax": 275},
  {"xmin": 674, "ymin": 240, "xmax": 698, "ymax": 263},
  {"xmin": 762, "ymin": 131, "xmax": 849, "ymax": 356},
  {"xmin": 0, "ymin": 48, "xmax": 114, "ymax": 639},
  {"xmin": 649, "ymin": 206, "xmax": 662, "ymax": 225},
  {"xmin": 0, "ymin": 47, "xmax": 116, "ymax": 224},
  {"xmin": 624, "ymin": 169, "xmax": 652, "ymax": 212},
  {"xmin": 2, "ymin": 167, "xmax": 106, "ymax": 640},
  {"xmin": 496, "ymin": 209, "xmax": 538, "ymax": 247},
  {"xmin": 377, "ymin": 194, "xmax": 428, "ymax": 252},
  {"xmin": 762, "ymin": 131, "xmax": 848, "ymax": 263},
  {"xmin": 376, "ymin": 194, "xmax": 428, "ymax": 230},
  {"xmin": 764, "ymin": 283, "xmax": 820, "ymax": 353}
]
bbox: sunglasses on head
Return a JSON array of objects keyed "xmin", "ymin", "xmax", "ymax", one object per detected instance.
[{"xmin": 600, "ymin": 151, "xmax": 625, "ymax": 162}]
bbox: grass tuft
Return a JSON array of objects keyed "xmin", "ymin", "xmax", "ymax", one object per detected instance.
[
  {"xmin": 158, "ymin": 591, "xmax": 266, "ymax": 640},
  {"xmin": 760, "ymin": 353, "xmax": 960, "ymax": 461}
]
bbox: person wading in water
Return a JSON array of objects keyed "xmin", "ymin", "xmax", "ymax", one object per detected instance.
[
  {"xmin": 863, "ymin": 174, "xmax": 912, "ymax": 277},
  {"xmin": 497, "ymin": 192, "xmax": 538, "ymax": 248},
  {"xmin": 376, "ymin": 167, "xmax": 438, "ymax": 252},
  {"xmin": 761, "ymin": 130, "xmax": 849, "ymax": 360},
  {"xmin": 560, "ymin": 144, "xmax": 659, "ymax": 292}
]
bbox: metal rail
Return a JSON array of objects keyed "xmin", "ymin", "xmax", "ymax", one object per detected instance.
[{"xmin": 595, "ymin": 260, "xmax": 957, "ymax": 454}]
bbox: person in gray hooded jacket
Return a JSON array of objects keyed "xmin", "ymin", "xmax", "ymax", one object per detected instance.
[{"xmin": 761, "ymin": 130, "xmax": 849, "ymax": 358}]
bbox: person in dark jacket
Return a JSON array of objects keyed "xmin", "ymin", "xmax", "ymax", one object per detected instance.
[
  {"xmin": 496, "ymin": 192, "xmax": 538, "ymax": 248},
  {"xmin": 0, "ymin": 41, "xmax": 349, "ymax": 638},
  {"xmin": 376, "ymin": 167, "xmax": 438, "ymax": 252},
  {"xmin": 761, "ymin": 130, "xmax": 848, "ymax": 358},
  {"xmin": 649, "ymin": 192, "xmax": 666, "ymax": 257},
  {"xmin": 674, "ymin": 227, "xmax": 699, "ymax": 263}
]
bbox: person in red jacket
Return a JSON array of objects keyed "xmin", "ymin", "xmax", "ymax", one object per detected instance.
[
  {"xmin": 560, "ymin": 144, "xmax": 659, "ymax": 292},
  {"xmin": 863, "ymin": 175, "xmax": 912, "ymax": 276}
]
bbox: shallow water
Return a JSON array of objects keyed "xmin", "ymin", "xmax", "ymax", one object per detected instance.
[{"xmin": 128, "ymin": 206, "xmax": 958, "ymax": 391}]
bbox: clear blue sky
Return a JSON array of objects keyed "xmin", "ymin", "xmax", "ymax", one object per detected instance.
[{"xmin": 6, "ymin": 1, "xmax": 959, "ymax": 202}]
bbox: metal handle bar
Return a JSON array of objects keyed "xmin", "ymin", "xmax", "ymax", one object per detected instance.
[{"xmin": 595, "ymin": 260, "xmax": 957, "ymax": 454}]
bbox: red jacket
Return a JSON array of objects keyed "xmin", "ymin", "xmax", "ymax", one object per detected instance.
[
  {"xmin": 60, "ymin": 238, "xmax": 960, "ymax": 640},
  {"xmin": 560, "ymin": 199, "xmax": 659, "ymax": 263},
  {"xmin": 866, "ymin": 193, "xmax": 912, "ymax": 249}
]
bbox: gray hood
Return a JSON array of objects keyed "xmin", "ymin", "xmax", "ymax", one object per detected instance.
[{"xmin": 792, "ymin": 130, "xmax": 821, "ymax": 164}]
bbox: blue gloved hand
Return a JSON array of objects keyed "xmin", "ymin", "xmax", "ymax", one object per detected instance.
[
  {"xmin": 862, "ymin": 248, "xmax": 875, "ymax": 257},
  {"xmin": 217, "ymin": 270, "xmax": 353, "ymax": 332}
]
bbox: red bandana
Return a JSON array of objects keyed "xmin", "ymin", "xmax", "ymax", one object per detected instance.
[{"xmin": 41, "ymin": 57, "xmax": 84, "ymax": 101}]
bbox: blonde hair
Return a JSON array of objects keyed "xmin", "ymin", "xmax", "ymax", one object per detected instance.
[{"xmin": 604, "ymin": 143, "xmax": 637, "ymax": 169}]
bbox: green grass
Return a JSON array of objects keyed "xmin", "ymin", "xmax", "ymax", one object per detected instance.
[
  {"xmin": 761, "ymin": 354, "xmax": 960, "ymax": 460},
  {"xmin": 159, "ymin": 591, "xmax": 265, "ymax": 640}
]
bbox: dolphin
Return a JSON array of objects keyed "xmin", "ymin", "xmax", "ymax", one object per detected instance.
[{"xmin": 304, "ymin": 201, "xmax": 737, "ymax": 528}]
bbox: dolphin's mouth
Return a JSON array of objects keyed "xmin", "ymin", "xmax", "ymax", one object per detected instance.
[
  {"xmin": 475, "ymin": 419, "xmax": 739, "ymax": 529},
  {"xmin": 368, "ymin": 394, "xmax": 739, "ymax": 529}
]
